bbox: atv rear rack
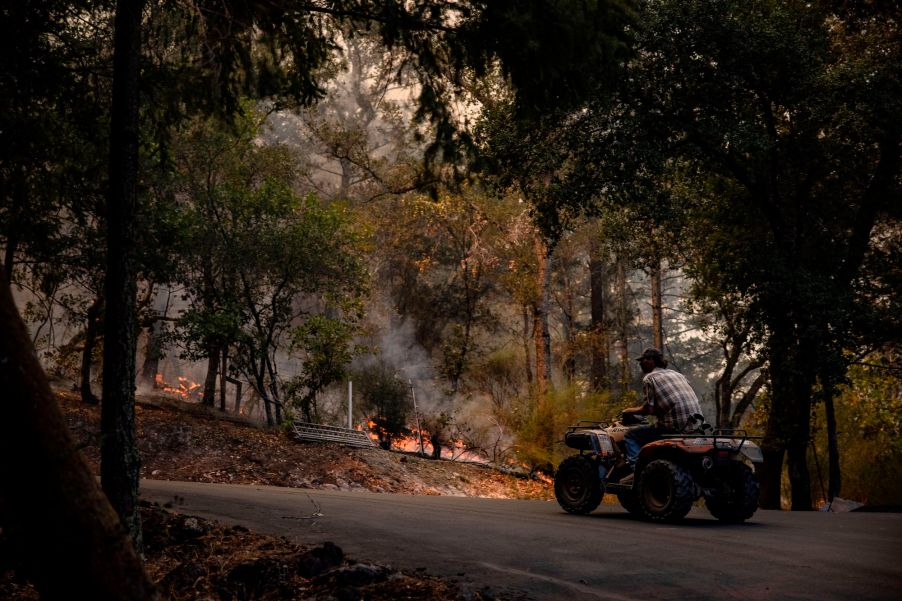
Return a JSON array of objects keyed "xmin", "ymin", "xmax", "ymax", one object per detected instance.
[
  {"xmin": 661, "ymin": 428, "xmax": 764, "ymax": 455},
  {"xmin": 565, "ymin": 420, "xmax": 763, "ymax": 454}
]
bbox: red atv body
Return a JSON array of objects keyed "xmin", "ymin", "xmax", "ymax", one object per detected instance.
[{"xmin": 554, "ymin": 416, "xmax": 763, "ymax": 522}]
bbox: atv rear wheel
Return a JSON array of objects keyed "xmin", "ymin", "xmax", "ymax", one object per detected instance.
[
  {"xmin": 638, "ymin": 459, "xmax": 696, "ymax": 522},
  {"xmin": 705, "ymin": 462, "xmax": 759, "ymax": 523},
  {"xmin": 554, "ymin": 455, "xmax": 603, "ymax": 515}
]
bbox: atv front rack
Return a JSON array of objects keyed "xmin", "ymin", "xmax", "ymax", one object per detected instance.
[
  {"xmin": 563, "ymin": 421, "xmax": 618, "ymax": 455},
  {"xmin": 568, "ymin": 420, "xmax": 613, "ymax": 431}
]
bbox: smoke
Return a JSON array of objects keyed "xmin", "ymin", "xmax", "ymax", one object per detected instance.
[{"xmin": 351, "ymin": 299, "xmax": 447, "ymax": 418}]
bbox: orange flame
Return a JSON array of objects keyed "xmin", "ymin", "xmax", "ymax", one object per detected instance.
[
  {"xmin": 361, "ymin": 417, "xmax": 489, "ymax": 463},
  {"xmin": 155, "ymin": 373, "xmax": 202, "ymax": 400}
]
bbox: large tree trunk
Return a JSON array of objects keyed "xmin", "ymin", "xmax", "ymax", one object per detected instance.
[
  {"xmin": 764, "ymin": 324, "xmax": 815, "ymax": 511},
  {"xmin": 102, "ymin": 0, "xmax": 146, "ymax": 551},
  {"xmin": 787, "ymin": 367, "xmax": 814, "ymax": 511},
  {"xmin": 0, "ymin": 280, "xmax": 158, "ymax": 600},
  {"xmin": 758, "ymin": 446, "xmax": 785, "ymax": 510}
]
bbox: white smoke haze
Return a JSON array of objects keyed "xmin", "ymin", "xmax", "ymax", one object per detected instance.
[{"xmin": 349, "ymin": 296, "xmax": 447, "ymax": 417}]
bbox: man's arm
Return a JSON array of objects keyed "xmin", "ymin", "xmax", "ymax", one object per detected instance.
[{"xmin": 623, "ymin": 377, "xmax": 654, "ymax": 416}]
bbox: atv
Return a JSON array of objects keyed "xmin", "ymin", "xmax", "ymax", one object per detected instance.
[{"xmin": 553, "ymin": 414, "xmax": 763, "ymax": 522}]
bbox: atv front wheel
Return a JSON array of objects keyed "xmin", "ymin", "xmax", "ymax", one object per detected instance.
[
  {"xmin": 638, "ymin": 459, "xmax": 696, "ymax": 522},
  {"xmin": 554, "ymin": 455, "xmax": 603, "ymax": 515},
  {"xmin": 705, "ymin": 462, "xmax": 759, "ymax": 523}
]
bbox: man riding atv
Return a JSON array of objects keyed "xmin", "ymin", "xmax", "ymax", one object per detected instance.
[
  {"xmin": 553, "ymin": 347, "xmax": 763, "ymax": 522},
  {"xmin": 621, "ymin": 347, "xmax": 703, "ymax": 479}
]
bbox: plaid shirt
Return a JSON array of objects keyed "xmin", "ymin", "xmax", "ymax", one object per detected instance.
[{"xmin": 642, "ymin": 367, "xmax": 702, "ymax": 432}]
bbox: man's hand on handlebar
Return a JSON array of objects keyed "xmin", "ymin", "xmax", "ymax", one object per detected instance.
[{"xmin": 619, "ymin": 407, "xmax": 648, "ymax": 426}]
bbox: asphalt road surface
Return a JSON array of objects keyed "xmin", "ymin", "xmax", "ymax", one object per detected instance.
[{"xmin": 141, "ymin": 480, "xmax": 902, "ymax": 600}]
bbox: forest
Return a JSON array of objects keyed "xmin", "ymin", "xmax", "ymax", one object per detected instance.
[{"xmin": 0, "ymin": 1, "xmax": 900, "ymax": 598}]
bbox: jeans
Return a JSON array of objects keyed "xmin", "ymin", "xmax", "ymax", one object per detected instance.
[{"xmin": 624, "ymin": 425, "xmax": 664, "ymax": 468}]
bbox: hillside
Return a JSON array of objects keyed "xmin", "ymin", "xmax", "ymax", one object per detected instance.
[
  {"xmin": 63, "ymin": 391, "xmax": 553, "ymax": 500},
  {"xmin": 1, "ymin": 391, "xmax": 552, "ymax": 600}
]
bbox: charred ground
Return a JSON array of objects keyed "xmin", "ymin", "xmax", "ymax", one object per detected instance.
[{"xmin": 1, "ymin": 391, "xmax": 551, "ymax": 600}]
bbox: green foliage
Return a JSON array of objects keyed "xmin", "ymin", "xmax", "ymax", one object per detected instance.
[
  {"xmin": 811, "ymin": 358, "xmax": 902, "ymax": 506},
  {"xmin": 354, "ymin": 361, "xmax": 412, "ymax": 450},
  {"xmin": 287, "ymin": 315, "xmax": 363, "ymax": 422},
  {"xmin": 465, "ymin": 348, "xmax": 528, "ymax": 435},
  {"xmin": 371, "ymin": 188, "xmax": 509, "ymax": 388},
  {"xmin": 513, "ymin": 385, "xmax": 613, "ymax": 470},
  {"xmin": 175, "ymin": 306, "xmax": 245, "ymax": 362},
  {"xmin": 474, "ymin": 99, "xmax": 590, "ymax": 245},
  {"xmin": 168, "ymin": 112, "xmax": 368, "ymax": 424}
]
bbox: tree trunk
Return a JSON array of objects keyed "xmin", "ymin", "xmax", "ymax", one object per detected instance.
[
  {"xmin": 139, "ymin": 318, "xmax": 163, "ymax": 388},
  {"xmin": 714, "ymin": 339, "xmax": 742, "ymax": 429},
  {"xmin": 299, "ymin": 390, "xmax": 315, "ymax": 423},
  {"xmin": 430, "ymin": 432, "xmax": 442, "ymax": 460},
  {"xmin": 758, "ymin": 446, "xmax": 785, "ymax": 510},
  {"xmin": 560, "ymin": 286, "xmax": 576, "ymax": 383},
  {"xmin": 202, "ymin": 344, "xmax": 220, "ymax": 406},
  {"xmin": 714, "ymin": 367, "xmax": 731, "ymax": 429},
  {"xmin": 102, "ymin": 0, "xmax": 146, "ymax": 552},
  {"xmin": 220, "ymin": 349, "xmax": 228, "ymax": 411},
  {"xmin": 765, "ymin": 325, "xmax": 815, "ymax": 511},
  {"xmin": 729, "ymin": 371, "xmax": 766, "ymax": 429},
  {"xmin": 532, "ymin": 236, "xmax": 552, "ymax": 397},
  {"xmin": 521, "ymin": 304, "xmax": 533, "ymax": 385},
  {"xmin": 650, "ymin": 260, "xmax": 664, "ymax": 351},
  {"xmin": 588, "ymin": 239, "xmax": 608, "ymax": 391},
  {"xmin": 0, "ymin": 280, "xmax": 158, "ymax": 600},
  {"xmin": 788, "ymin": 345, "xmax": 815, "ymax": 511},
  {"xmin": 265, "ymin": 355, "xmax": 283, "ymax": 425},
  {"xmin": 542, "ymin": 246, "xmax": 553, "ymax": 384},
  {"xmin": 257, "ymin": 368, "xmax": 274, "ymax": 427},
  {"xmin": 80, "ymin": 294, "xmax": 103, "ymax": 405},
  {"xmin": 787, "ymin": 434, "xmax": 813, "ymax": 511},
  {"xmin": 825, "ymin": 386, "xmax": 841, "ymax": 502},
  {"xmin": 615, "ymin": 256, "xmax": 631, "ymax": 396}
]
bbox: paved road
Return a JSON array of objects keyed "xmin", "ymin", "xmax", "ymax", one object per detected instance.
[{"xmin": 141, "ymin": 480, "xmax": 902, "ymax": 600}]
